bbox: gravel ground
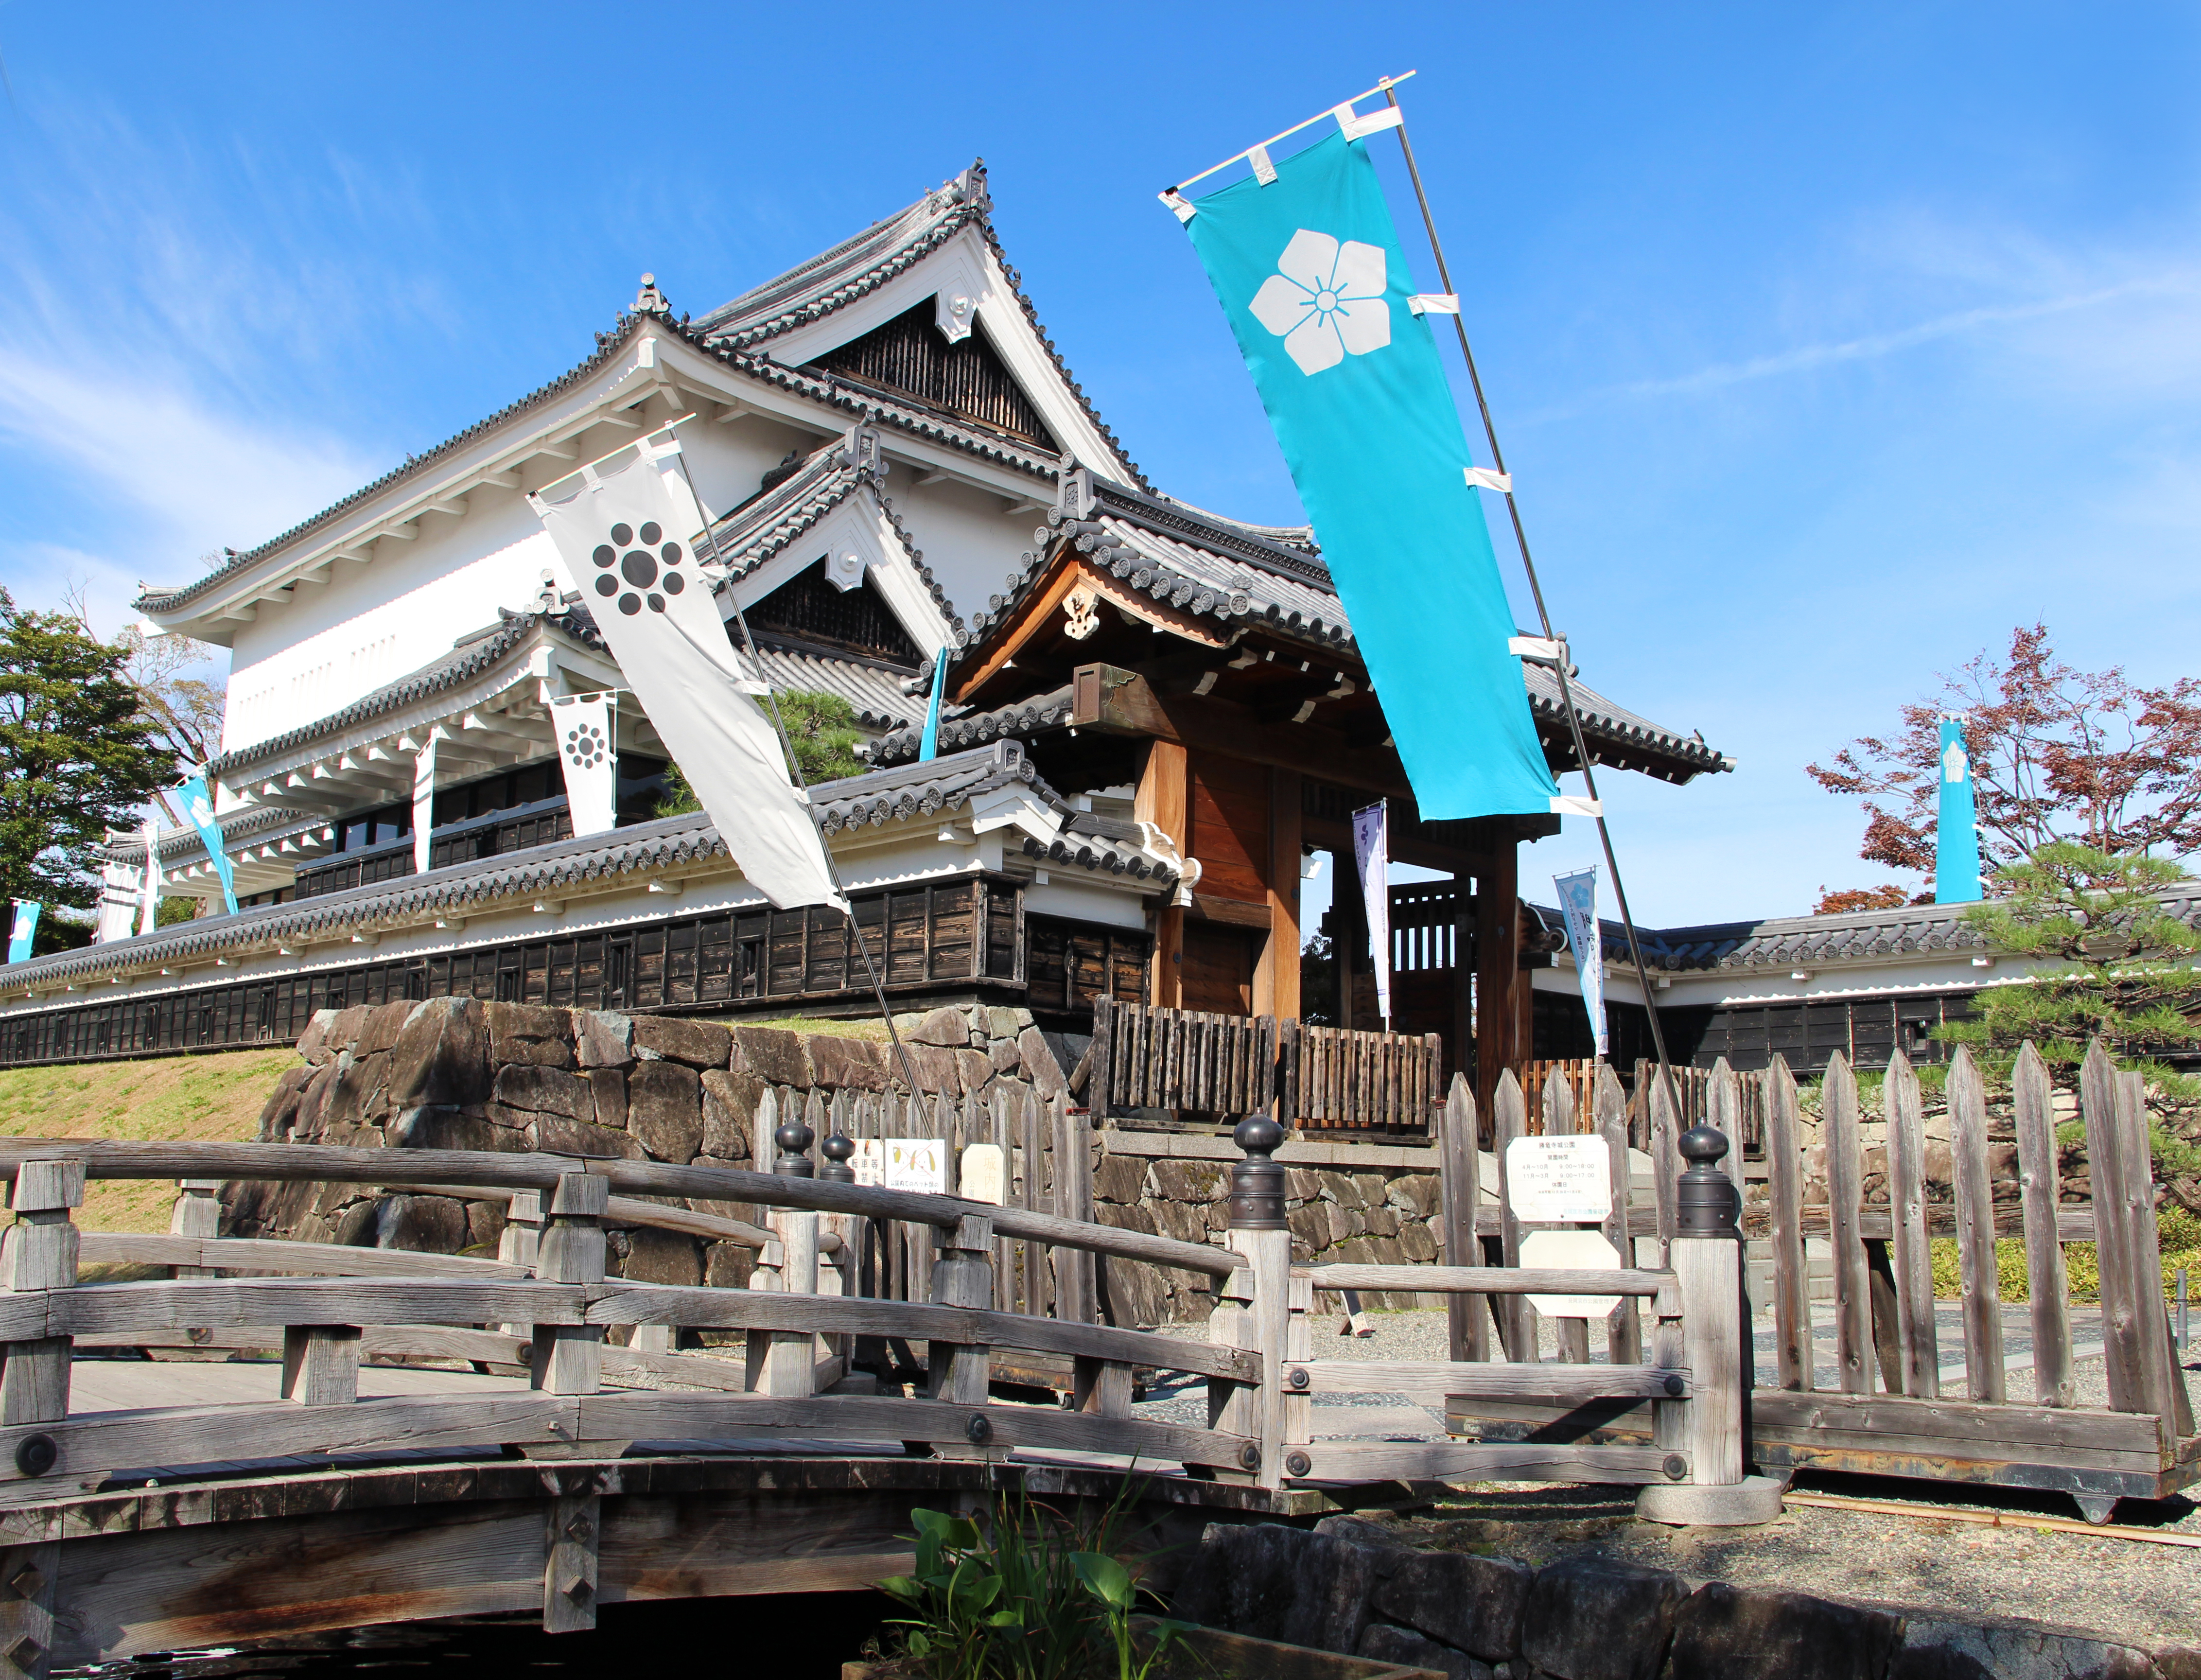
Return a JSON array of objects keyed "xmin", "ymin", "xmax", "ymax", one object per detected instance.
[{"xmin": 1130, "ymin": 1307, "xmax": 2201, "ymax": 1650}]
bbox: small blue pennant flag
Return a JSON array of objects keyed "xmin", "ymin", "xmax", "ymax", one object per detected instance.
[
  {"xmin": 178, "ymin": 774, "xmax": 239, "ymax": 915},
  {"xmin": 1170, "ymin": 122, "xmax": 1559, "ymax": 822},
  {"xmin": 918, "ymin": 649, "xmax": 948, "ymax": 763},
  {"xmin": 1552, "ymin": 867, "xmax": 1607, "ymax": 1059},
  {"xmin": 6, "ymin": 901, "xmax": 40, "ymax": 965},
  {"xmin": 1935, "ymin": 718, "xmax": 1982, "ymax": 905}
]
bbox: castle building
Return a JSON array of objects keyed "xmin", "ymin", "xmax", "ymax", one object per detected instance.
[{"xmin": 0, "ymin": 165, "xmax": 1730, "ymax": 1100}]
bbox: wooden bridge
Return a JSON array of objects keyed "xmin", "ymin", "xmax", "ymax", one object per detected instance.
[{"xmin": 0, "ymin": 1108, "xmax": 1747, "ymax": 1675}]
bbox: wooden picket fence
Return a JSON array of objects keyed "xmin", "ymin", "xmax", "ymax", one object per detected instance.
[{"xmin": 1088, "ymin": 999, "xmax": 1442, "ymax": 1133}]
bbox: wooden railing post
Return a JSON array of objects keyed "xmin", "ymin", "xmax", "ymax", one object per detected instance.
[
  {"xmin": 928, "ymin": 1211, "xmax": 995, "ymax": 1447},
  {"xmin": 751, "ymin": 1119, "xmax": 820, "ymax": 1397},
  {"xmin": 531, "ymin": 1172, "xmax": 607, "ymax": 1396},
  {"xmin": 1637, "ymin": 1124, "xmax": 1780, "ymax": 1525},
  {"xmin": 1, "ymin": 1160, "xmax": 81, "ymax": 1431},
  {"xmin": 1226, "ymin": 1114, "xmax": 1290, "ymax": 1488},
  {"xmin": 170, "ymin": 1178, "xmax": 221, "ymax": 1279}
]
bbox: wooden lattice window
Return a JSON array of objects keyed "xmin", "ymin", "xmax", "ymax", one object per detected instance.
[
  {"xmin": 748, "ymin": 559, "xmax": 922, "ymax": 665},
  {"xmin": 807, "ymin": 300, "xmax": 1058, "ymax": 448}
]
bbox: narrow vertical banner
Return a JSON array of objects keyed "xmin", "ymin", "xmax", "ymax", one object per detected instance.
[
  {"xmin": 528, "ymin": 433, "xmax": 845, "ymax": 912},
  {"xmin": 918, "ymin": 649, "xmax": 948, "ymax": 763},
  {"xmin": 95, "ymin": 840, "xmax": 143, "ymax": 943},
  {"xmin": 1351, "ymin": 798, "xmax": 1392, "ymax": 1026},
  {"xmin": 137, "ymin": 821, "xmax": 161, "ymax": 937},
  {"xmin": 1936, "ymin": 717, "xmax": 1982, "ymax": 905},
  {"xmin": 6, "ymin": 901, "xmax": 39, "ymax": 964},
  {"xmin": 177, "ymin": 774, "xmax": 239, "ymax": 915},
  {"xmin": 552, "ymin": 692, "xmax": 620, "ymax": 837},
  {"xmin": 1170, "ymin": 122, "xmax": 1559, "ymax": 822},
  {"xmin": 1553, "ymin": 866, "xmax": 1607, "ymax": 1059}
]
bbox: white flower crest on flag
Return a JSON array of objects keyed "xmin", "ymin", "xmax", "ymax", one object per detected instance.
[{"xmin": 1249, "ymin": 228, "xmax": 1391, "ymax": 376}]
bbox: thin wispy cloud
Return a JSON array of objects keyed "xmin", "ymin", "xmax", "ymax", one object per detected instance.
[{"xmin": 1530, "ymin": 276, "xmax": 2194, "ymax": 420}]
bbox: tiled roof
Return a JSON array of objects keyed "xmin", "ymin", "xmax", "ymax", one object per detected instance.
[
  {"xmin": 137, "ymin": 324, "xmax": 645, "ymax": 614},
  {"xmin": 1523, "ymin": 665, "xmax": 1732, "ymax": 781},
  {"xmin": 691, "ymin": 162, "xmax": 1148, "ymax": 493},
  {"xmin": 205, "ymin": 608, "xmax": 597, "ymax": 779},
  {"xmin": 704, "ymin": 438, "xmax": 961, "ymax": 634},
  {"xmin": 0, "ymin": 742, "xmax": 1171, "ymax": 992},
  {"xmin": 751, "ymin": 642, "xmax": 921, "ymax": 734},
  {"xmin": 866, "ymin": 684, "xmax": 1076, "ymax": 766}
]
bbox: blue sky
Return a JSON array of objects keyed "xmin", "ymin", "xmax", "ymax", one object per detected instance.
[{"xmin": 0, "ymin": 3, "xmax": 2196, "ymax": 928}]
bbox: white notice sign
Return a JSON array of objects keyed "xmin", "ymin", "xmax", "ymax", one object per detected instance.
[
  {"xmin": 1520, "ymin": 1228, "xmax": 1623, "ymax": 1318},
  {"xmin": 853, "ymin": 1139, "xmax": 884, "ymax": 1188},
  {"xmin": 885, "ymin": 1137, "xmax": 946, "ymax": 1194},
  {"xmin": 1504, "ymin": 1136, "xmax": 1613, "ymax": 1224},
  {"xmin": 959, "ymin": 1142, "xmax": 1006, "ymax": 1206}
]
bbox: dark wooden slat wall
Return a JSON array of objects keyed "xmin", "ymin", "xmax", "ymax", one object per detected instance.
[{"xmin": 0, "ymin": 876, "xmax": 1111, "ymax": 1068}]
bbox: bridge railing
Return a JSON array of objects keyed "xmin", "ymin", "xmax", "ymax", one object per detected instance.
[{"xmin": 0, "ymin": 1085, "xmax": 1747, "ymax": 1506}]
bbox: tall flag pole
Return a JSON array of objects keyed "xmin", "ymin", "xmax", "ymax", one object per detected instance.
[
  {"xmin": 177, "ymin": 773, "xmax": 239, "ymax": 916},
  {"xmin": 1936, "ymin": 715, "xmax": 1982, "ymax": 904},
  {"xmin": 1553, "ymin": 867, "xmax": 1608, "ymax": 1059},
  {"xmin": 1351, "ymin": 799, "xmax": 1393, "ymax": 1027},
  {"xmin": 918, "ymin": 649, "xmax": 948, "ymax": 763},
  {"xmin": 1161, "ymin": 76, "xmax": 1690, "ymax": 1116}
]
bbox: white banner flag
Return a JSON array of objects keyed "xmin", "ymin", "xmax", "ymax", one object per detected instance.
[
  {"xmin": 1351, "ymin": 798, "xmax": 1392, "ymax": 1026},
  {"xmin": 137, "ymin": 821, "xmax": 160, "ymax": 937},
  {"xmin": 552, "ymin": 691, "xmax": 619, "ymax": 838},
  {"xmin": 94, "ymin": 848, "xmax": 142, "ymax": 943},
  {"xmin": 1553, "ymin": 866, "xmax": 1607, "ymax": 1058},
  {"xmin": 528, "ymin": 435, "xmax": 844, "ymax": 911}
]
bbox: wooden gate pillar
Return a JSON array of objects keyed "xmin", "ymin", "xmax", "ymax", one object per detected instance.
[
  {"xmin": 1473, "ymin": 840, "xmax": 1523, "ymax": 1120},
  {"xmin": 1137, "ymin": 741, "xmax": 1189, "ymax": 1009},
  {"xmin": 1638, "ymin": 1124, "xmax": 1782, "ymax": 1526}
]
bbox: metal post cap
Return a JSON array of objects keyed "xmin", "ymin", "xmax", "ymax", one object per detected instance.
[
  {"xmin": 1674, "ymin": 1122, "xmax": 1738, "ymax": 1237},
  {"xmin": 773, "ymin": 1120, "xmax": 817, "ymax": 1178},
  {"xmin": 819, "ymin": 1134, "xmax": 856, "ymax": 1183},
  {"xmin": 1228, "ymin": 1113, "xmax": 1287, "ymax": 1230}
]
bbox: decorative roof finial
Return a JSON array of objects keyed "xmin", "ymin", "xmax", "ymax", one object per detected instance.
[{"xmin": 633, "ymin": 272, "xmax": 670, "ymax": 316}]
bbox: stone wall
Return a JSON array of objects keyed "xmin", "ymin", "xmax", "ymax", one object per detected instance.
[
  {"xmin": 230, "ymin": 995, "xmax": 1070, "ymax": 1292},
  {"xmin": 1174, "ymin": 1517, "xmax": 2196, "ymax": 1680},
  {"xmin": 1093, "ymin": 1139, "xmax": 1447, "ymax": 1327}
]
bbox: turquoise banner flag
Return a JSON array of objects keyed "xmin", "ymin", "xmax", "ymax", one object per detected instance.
[
  {"xmin": 179, "ymin": 774, "xmax": 240, "ymax": 915},
  {"xmin": 919, "ymin": 649, "xmax": 947, "ymax": 763},
  {"xmin": 6, "ymin": 901, "xmax": 39, "ymax": 965},
  {"xmin": 1175, "ymin": 125, "xmax": 1558, "ymax": 820},
  {"xmin": 1935, "ymin": 718, "xmax": 1982, "ymax": 904}
]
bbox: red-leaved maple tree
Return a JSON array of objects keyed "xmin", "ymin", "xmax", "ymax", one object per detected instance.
[{"xmin": 1808, "ymin": 624, "xmax": 2201, "ymax": 892}]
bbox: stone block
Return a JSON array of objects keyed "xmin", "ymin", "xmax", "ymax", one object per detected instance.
[
  {"xmin": 633, "ymin": 1014, "xmax": 732, "ymax": 1068},
  {"xmin": 1519, "ymin": 1559, "xmax": 1686, "ymax": 1680},
  {"xmin": 1019, "ymin": 1026, "xmax": 1067, "ymax": 1099},
  {"xmin": 389, "ymin": 1106, "xmax": 504, "ymax": 1154},
  {"xmin": 704, "ymin": 1241, "xmax": 756, "ymax": 1290},
  {"xmin": 617, "ymin": 1226, "xmax": 704, "ymax": 1287},
  {"xmin": 1151, "ymin": 1159, "xmax": 1228, "ymax": 1203},
  {"xmin": 258, "ymin": 1065, "xmax": 312, "ymax": 1140},
  {"xmin": 493, "ymin": 1063, "xmax": 594, "ymax": 1123},
  {"xmin": 531, "ymin": 1116, "xmax": 644, "ymax": 1160},
  {"xmin": 1371, "ymin": 1547, "xmax": 1532, "ymax": 1661},
  {"xmin": 1169, "ymin": 1522, "xmax": 1389, "ymax": 1654},
  {"xmin": 956, "ymin": 1048, "xmax": 996, "ymax": 1093},
  {"xmin": 296, "ymin": 1008, "xmax": 342, "ymax": 1065},
  {"xmin": 1095, "ymin": 1154, "xmax": 1147, "ymax": 1204},
  {"xmin": 700, "ymin": 1068, "xmax": 765, "ymax": 1160},
  {"xmin": 1892, "ymin": 1611, "xmax": 2162, "ymax": 1680},
  {"xmin": 982, "ymin": 1005, "xmax": 1023, "ymax": 1042},
  {"xmin": 1399, "ymin": 1220, "xmax": 1439, "ymax": 1262},
  {"xmin": 464, "ymin": 1198, "xmax": 506, "ymax": 1257},
  {"xmin": 357, "ymin": 998, "xmax": 415, "ymax": 1057},
  {"xmin": 575, "ymin": 1009, "xmax": 635, "ymax": 1069},
  {"xmin": 906, "ymin": 1041, "xmax": 961, "ymax": 1094},
  {"xmin": 628, "ymin": 1061, "xmax": 704, "ymax": 1163},
  {"xmin": 1388, "ymin": 1173, "xmax": 1441, "ymax": 1216},
  {"xmin": 1320, "ymin": 1170, "xmax": 1360, "ymax": 1208},
  {"xmin": 732, "ymin": 1025, "xmax": 813, "ymax": 1086},
  {"xmin": 388, "ymin": 997, "xmax": 491, "ymax": 1107},
  {"xmin": 1153, "ymin": 1198, "xmax": 1211, "ymax": 1246},
  {"xmin": 810, "ymin": 1034, "xmax": 887, "ymax": 1091},
  {"xmin": 1364, "ymin": 1206, "xmax": 1400, "ymax": 1239},
  {"xmin": 323, "ymin": 1051, "xmax": 392, "ymax": 1133},
  {"xmin": 1286, "ymin": 1167, "xmax": 1323, "ymax": 1202},
  {"xmin": 590, "ymin": 1068, "xmax": 629, "ymax": 1130},
  {"xmin": 906, "ymin": 1006, "xmax": 971, "ymax": 1047},
  {"xmin": 989, "ymin": 1037, "xmax": 1022, "ymax": 1075},
  {"xmin": 325, "ymin": 1003, "xmax": 370, "ymax": 1053},
  {"xmin": 333, "ymin": 1200, "xmax": 377, "ymax": 1247},
  {"xmin": 1288, "ymin": 1203, "xmax": 1329, "ymax": 1254},
  {"xmin": 1359, "ymin": 1625, "xmax": 1488, "ymax": 1680},
  {"xmin": 375, "ymin": 1194, "xmax": 471, "ymax": 1254},
  {"xmin": 1352, "ymin": 1172, "xmax": 1388, "ymax": 1208},
  {"xmin": 1668, "ymin": 1582, "xmax": 1901, "ymax": 1680}
]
